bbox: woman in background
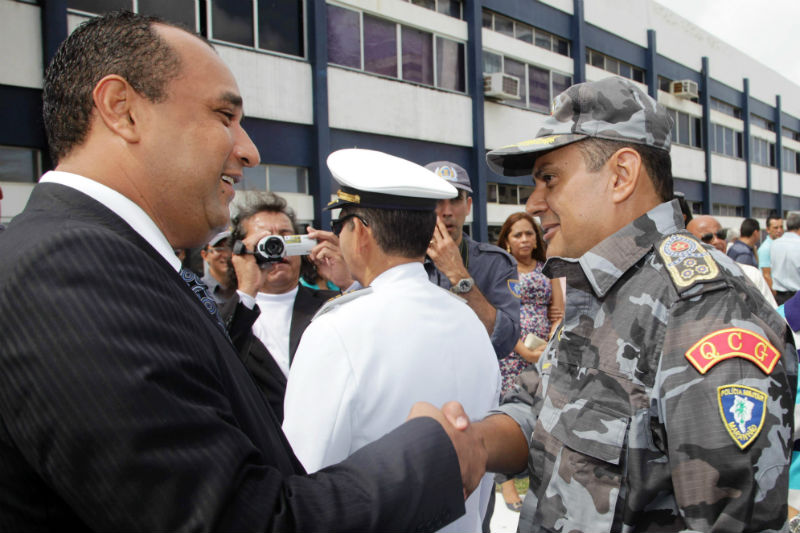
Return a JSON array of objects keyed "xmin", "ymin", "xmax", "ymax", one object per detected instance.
[{"xmin": 495, "ymin": 211, "xmax": 564, "ymax": 511}]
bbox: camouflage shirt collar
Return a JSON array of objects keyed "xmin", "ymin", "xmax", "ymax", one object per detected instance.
[{"xmin": 544, "ymin": 200, "xmax": 683, "ymax": 297}]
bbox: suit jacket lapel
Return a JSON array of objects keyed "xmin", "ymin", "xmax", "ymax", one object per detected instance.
[
  {"xmin": 31, "ymin": 183, "xmax": 230, "ymax": 341},
  {"xmin": 289, "ymin": 285, "xmax": 317, "ymax": 363}
]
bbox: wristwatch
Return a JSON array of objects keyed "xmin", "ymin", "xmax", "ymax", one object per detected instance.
[
  {"xmin": 450, "ymin": 277, "xmax": 474, "ymax": 294},
  {"xmin": 789, "ymin": 514, "xmax": 800, "ymax": 533}
]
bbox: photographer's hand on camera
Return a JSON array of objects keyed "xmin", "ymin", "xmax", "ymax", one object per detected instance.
[
  {"xmin": 306, "ymin": 227, "xmax": 355, "ymax": 289},
  {"xmin": 231, "ymin": 233, "xmax": 273, "ymax": 298}
]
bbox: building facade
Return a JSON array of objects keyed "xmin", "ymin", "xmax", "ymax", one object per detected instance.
[{"xmin": 2, "ymin": 0, "xmax": 800, "ymax": 241}]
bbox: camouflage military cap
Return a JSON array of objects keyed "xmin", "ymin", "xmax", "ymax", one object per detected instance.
[{"xmin": 486, "ymin": 76, "xmax": 674, "ymax": 177}]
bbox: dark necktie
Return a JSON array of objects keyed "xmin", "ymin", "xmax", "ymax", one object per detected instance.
[{"xmin": 180, "ymin": 268, "xmax": 229, "ymax": 337}]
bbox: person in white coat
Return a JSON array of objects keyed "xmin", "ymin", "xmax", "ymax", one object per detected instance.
[{"xmin": 283, "ymin": 149, "xmax": 501, "ymax": 533}]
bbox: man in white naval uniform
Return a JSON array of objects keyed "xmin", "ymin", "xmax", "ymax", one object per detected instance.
[{"xmin": 283, "ymin": 149, "xmax": 501, "ymax": 533}]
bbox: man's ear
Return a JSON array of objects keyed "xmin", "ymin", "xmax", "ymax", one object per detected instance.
[
  {"xmin": 91, "ymin": 74, "xmax": 141, "ymax": 143},
  {"xmin": 608, "ymin": 147, "xmax": 643, "ymax": 204}
]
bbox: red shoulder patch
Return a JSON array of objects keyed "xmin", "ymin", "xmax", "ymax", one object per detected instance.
[{"xmin": 685, "ymin": 328, "xmax": 780, "ymax": 375}]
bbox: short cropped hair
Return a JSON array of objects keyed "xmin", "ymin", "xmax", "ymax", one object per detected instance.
[
  {"xmin": 43, "ymin": 11, "xmax": 203, "ymax": 163},
  {"xmin": 786, "ymin": 213, "xmax": 800, "ymax": 232},
  {"xmin": 230, "ymin": 191, "xmax": 298, "ymax": 243},
  {"xmin": 575, "ymin": 138, "xmax": 673, "ymax": 202},
  {"xmin": 740, "ymin": 218, "xmax": 760, "ymax": 238},
  {"xmin": 341, "ymin": 206, "xmax": 436, "ymax": 258},
  {"xmin": 496, "ymin": 212, "xmax": 546, "ymax": 263}
]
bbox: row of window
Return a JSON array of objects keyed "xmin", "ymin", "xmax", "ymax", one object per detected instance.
[
  {"xmin": 401, "ymin": 0, "xmax": 462, "ymax": 19},
  {"xmin": 586, "ymin": 49, "xmax": 645, "ymax": 83},
  {"xmin": 68, "ymin": 0, "xmax": 305, "ymax": 58},
  {"xmin": 483, "ymin": 52, "xmax": 571, "ymax": 110},
  {"xmin": 668, "ymin": 109, "xmax": 702, "ymax": 149},
  {"xmin": 486, "ymin": 183, "xmax": 535, "ymax": 205},
  {"xmin": 238, "ymin": 164, "xmax": 309, "ymax": 194},
  {"xmin": 751, "ymin": 114, "xmax": 775, "ymax": 132},
  {"xmin": 710, "ymin": 97, "xmax": 741, "ymax": 119},
  {"xmin": 783, "ymin": 147, "xmax": 800, "ymax": 174},
  {"xmin": 327, "ymin": 5, "xmax": 466, "ymax": 93},
  {"xmin": 481, "ymin": 9, "xmax": 570, "ymax": 58}
]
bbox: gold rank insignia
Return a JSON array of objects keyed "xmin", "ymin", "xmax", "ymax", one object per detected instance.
[{"xmin": 657, "ymin": 234, "xmax": 720, "ymax": 289}]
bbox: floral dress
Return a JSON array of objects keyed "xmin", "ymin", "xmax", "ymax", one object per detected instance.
[{"xmin": 499, "ymin": 262, "xmax": 552, "ymax": 395}]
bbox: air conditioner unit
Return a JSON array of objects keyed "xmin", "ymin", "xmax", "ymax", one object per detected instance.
[
  {"xmin": 483, "ymin": 72, "xmax": 521, "ymax": 101},
  {"xmin": 670, "ymin": 80, "xmax": 699, "ymax": 99}
]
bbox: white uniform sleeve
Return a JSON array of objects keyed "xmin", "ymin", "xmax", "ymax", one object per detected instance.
[{"xmin": 282, "ymin": 317, "xmax": 358, "ymax": 473}]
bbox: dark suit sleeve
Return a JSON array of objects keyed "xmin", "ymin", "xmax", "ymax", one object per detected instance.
[{"xmin": 0, "ymin": 227, "xmax": 464, "ymax": 532}]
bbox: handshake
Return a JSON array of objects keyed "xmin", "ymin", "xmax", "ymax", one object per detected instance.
[{"xmin": 407, "ymin": 402, "xmax": 526, "ymax": 499}]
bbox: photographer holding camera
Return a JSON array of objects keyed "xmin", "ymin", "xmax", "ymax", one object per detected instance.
[{"xmin": 224, "ymin": 191, "xmax": 353, "ymax": 422}]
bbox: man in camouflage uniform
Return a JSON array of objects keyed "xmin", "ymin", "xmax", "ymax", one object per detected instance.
[{"xmin": 471, "ymin": 76, "xmax": 797, "ymax": 532}]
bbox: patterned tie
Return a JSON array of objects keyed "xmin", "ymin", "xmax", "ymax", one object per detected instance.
[{"xmin": 179, "ymin": 268, "xmax": 229, "ymax": 337}]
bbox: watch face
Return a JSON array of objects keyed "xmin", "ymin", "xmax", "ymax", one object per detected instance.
[{"xmin": 454, "ymin": 278, "xmax": 473, "ymax": 293}]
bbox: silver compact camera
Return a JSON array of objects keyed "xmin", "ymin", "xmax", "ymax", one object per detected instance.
[{"xmin": 254, "ymin": 234, "xmax": 316, "ymax": 265}]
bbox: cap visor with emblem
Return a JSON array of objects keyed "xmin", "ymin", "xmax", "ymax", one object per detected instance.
[
  {"xmin": 486, "ymin": 76, "xmax": 673, "ymax": 178},
  {"xmin": 326, "ymin": 149, "xmax": 458, "ymax": 211}
]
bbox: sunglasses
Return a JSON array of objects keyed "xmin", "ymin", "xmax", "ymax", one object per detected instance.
[
  {"xmin": 331, "ymin": 213, "xmax": 369, "ymax": 236},
  {"xmin": 700, "ymin": 229, "xmax": 727, "ymax": 243}
]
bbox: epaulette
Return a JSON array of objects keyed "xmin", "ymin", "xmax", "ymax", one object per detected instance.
[
  {"xmin": 312, "ymin": 287, "xmax": 374, "ymax": 321},
  {"xmin": 656, "ymin": 232, "xmax": 724, "ymax": 295}
]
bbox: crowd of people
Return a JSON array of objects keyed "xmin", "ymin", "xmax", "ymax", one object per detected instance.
[{"xmin": 0, "ymin": 10, "xmax": 798, "ymax": 533}]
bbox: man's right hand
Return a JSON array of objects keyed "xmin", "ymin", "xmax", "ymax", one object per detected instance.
[
  {"xmin": 407, "ymin": 401, "xmax": 487, "ymax": 499},
  {"xmin": 231, "ymin": 232, "xmax": 273, "ymax": 297}
]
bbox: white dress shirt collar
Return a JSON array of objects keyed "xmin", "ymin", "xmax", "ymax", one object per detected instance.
[{"xmin": 39, "ymin": 170, "xmax": 182, "ymax": 272}]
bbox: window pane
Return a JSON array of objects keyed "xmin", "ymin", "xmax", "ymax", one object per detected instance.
[
  {"xmin": 482, "ymin": 10, "xmax": 492, "ymax": 29},
  {"xmin": 138, "ymin": 0, "xmax": 196, "ymax": 28},
  {"xmin": 269, "ymin": 165, "xmax": 307, "ymax": 193},
  {"xmin": 0, "ymin": 146, "xmax": 38, "ymax": 182},
  {"xmin": 605, "ymin": 57, "xmax": 619, "ymax": 74},
  {"xmin": 437, "ymin": 0, "xmax": 461, "ymax": 18},
  {"xmin": 487, "ymin": 183, "xmax": 498, "ymax": 202},
  {"xmin": 714, "ymin": 124, "xmax": 723, "ymax": 153},
  {"xmin": 436, "ymin": 37, "xmax": 465, "ymax": 92},
  {"xmin": 551, "ymin": 72, "xmax": 571, "ymax": 98},
  {"xmin": 237, "ymin": 164, "xmax": 267, "ymax": 191},
  {"xmin": 498, "ymin": 184, "xmax": 517, "ymax": 204},
  {"xmin": 590, "ymin": 50, "xmax": 604, "ymax": 68},
  {"xmin": 670, "ymin": 110, "xmax": 678, "ymax": 143},
  {"xmin": 258, "ymin": 0, "xmax": 304, "ymax": 56},
  {"xmin": 411, "ymin": 0, "xmax": 435, "ymax": 9},
  {"xmin": 534, "ymin": 30, "xmax": 551, "ymax": 51},
  {"xmin": 678, "ymin": 112, "xmax": 690, "ymax": 145},
  {"xmin": 504, "ymin": 57, "xmax": 526, "ymax": 104},
  {"xmin": 555, "ymin": 38, "xmax": 569, "ymax": 57},
  {"xmin": 692, "ymin": 117, "xmax": 702, "ymax": 148},
  {"xmin": 67, "ymin": 0, "xmax": 129, "ymax": 13},
  {"xmin": 515, "ymin": 24, "xmax": 533, "ymax": 44},
  {"xmin": 212, "ymin": 0, "xmax": 254, "ymax": 47},
  {"xmin": 618, "ymin": 63, "xmax": 631, "ymax": 79},
  {"xmin": 724, "ymin": 128, "xmax": 733, "ymax": 157},
  {"xmin": 482, "ymin": 51, "xmax": 502, "ymax": 74},
  {"xmin": 494, "ymin": 14, "xmax": 514, "ymax": 37},
  {"xmin": 364, "ymin": 15, "xmax": 397, "ymax": 77},
  {"xmin": 402, "ymin": 26, "xmax": 433, "ymax": 85},
  {"xmin": 518, "ymin": 186, "xmax": 534, "ymax": 205},
  {"xmin": 327, "ymin": 5, "xmax": 361, "ymax": 68},
  {"xmin": 528, "ymin": 65, "xmax": 549, "ymax": 108},
  {"xmin": 632, "ymin": 68, "xmax": 645, "ymax": 83}
]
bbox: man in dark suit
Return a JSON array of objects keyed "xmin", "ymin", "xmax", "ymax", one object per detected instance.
[
  {"xmin": 0, "ymin": 11, "xmax": 486, "ymax": 531},
  {"xmin": 223, "ymin": 191, "xmax": 343, "ymax": 422}
]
